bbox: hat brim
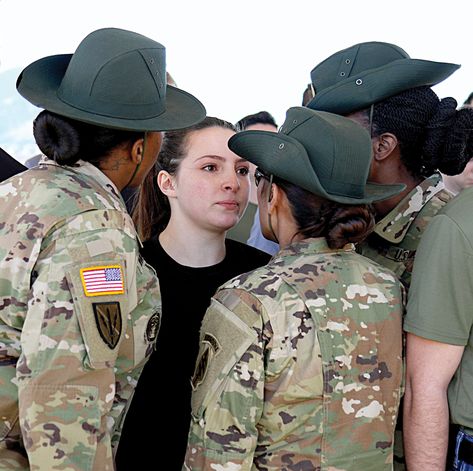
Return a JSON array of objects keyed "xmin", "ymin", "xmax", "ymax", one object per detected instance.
[
  {"xmin": 17, "ymin": 54, "xmax": 206, "ymax": 131},
  {"xmin": 307, "ymin": 58, "xmax": 460, "ymax": 114},
  {"xmin": 229, "ymin": 131, "xmax": 405, "ymax": 204}
]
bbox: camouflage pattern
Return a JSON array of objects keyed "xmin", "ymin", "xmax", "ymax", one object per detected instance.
[
  {"xmin": 357, "ymin": 173, "xmax": 451, "ymax": 470},
  {"xmin": 0, "ymin": 159, "xmax": 161, "ymax": 470},
  {"xmin": 358, "ymin": 173, "xmax": 452, "ymax": 289},
  {"xmin": 184, "ymin": 238, "xmax": 404, "ymax": 470}
]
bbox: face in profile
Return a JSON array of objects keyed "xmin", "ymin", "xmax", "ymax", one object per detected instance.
[{"xmin": 167, "ymin": 126, "xmax": 250, "ymax": 233}]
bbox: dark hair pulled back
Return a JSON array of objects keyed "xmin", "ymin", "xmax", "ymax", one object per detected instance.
[
  {"xmin": 235, "ymin": 111, "xmax": 278, "ymax": 132},
  {"xmin": 370, "ymin": 86, "xmax": 473, "ymax": 178},
  {"xmin": 274, "ymin": 178, "xmax": 375, "ymax": 249},
  {"xmin": 33, "ymin": 110, "xmax": 144, "ymax": 167},
  {"xmin": 133, "ymin": 117, "xmax": 236, "ymax": 241}
]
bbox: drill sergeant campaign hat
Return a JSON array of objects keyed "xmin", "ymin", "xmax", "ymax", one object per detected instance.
[
  {"xmin": 306, "ymin": 41, "xmax": 459, "ymax": 115},
  {"xmin": 16, "ymin": 27, "xmax": 206, "ymax": 131},
  {"xmin": 229, "ymin": 106, "xmax": 405, "ymax": 204}
]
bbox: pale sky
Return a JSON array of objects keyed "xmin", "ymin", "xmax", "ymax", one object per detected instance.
[{"xmin": 0, "ymin": 0, "xmax": 472, "ymax": 160}]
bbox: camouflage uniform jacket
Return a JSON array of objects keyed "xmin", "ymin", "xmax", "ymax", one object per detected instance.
[
  {"xmin": 0, "ymin": 159, "xmax": 161, "ymax": 470},
  {"xmin": 358, "ymin": 173, "xmax": 452, "ymax": 289},
  {"xmin": 184, "ymin": 238, "xmax": 404, "ymax": 471}
]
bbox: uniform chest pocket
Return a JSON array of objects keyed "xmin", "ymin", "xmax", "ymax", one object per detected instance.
[
  {"xmin": 65, "ymin": 260, "xmax": 129, "ymax": 369},
  {"xmin": 190, "ymin": 299, "xmax": 257, "ymax": 421}
]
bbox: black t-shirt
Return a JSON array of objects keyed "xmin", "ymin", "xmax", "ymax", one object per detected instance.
[{"xmin": 116, "ymin": 238, "xmax": 270, "ymax": 470}]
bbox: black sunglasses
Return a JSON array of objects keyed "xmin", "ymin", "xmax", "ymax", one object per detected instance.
[{"xmin": 254, "ymin": 167, "xmax": 271, "ymax": 187}]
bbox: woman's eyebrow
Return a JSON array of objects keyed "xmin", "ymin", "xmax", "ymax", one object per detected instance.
[{"xmin": 195, "ymin": 154, "xmax": 224, "ymax": 162}]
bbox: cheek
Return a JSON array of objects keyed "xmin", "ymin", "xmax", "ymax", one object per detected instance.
[
  {"xmin": 239, "ymin": 176, "xmax": 250, "ymax": 193},
  {"xmin": 180, "ymin": 181, "xmax": 210, "ymax": 206}
]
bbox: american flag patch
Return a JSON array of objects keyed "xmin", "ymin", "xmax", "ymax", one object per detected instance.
[{"xmin": 80, "ymin": 265, "xmax": 125, "ymax": 297}]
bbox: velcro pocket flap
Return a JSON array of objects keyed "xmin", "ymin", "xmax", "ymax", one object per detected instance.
[{"xmin": 191, "ymin": 298, "xmax": 257, "ymax": 419}]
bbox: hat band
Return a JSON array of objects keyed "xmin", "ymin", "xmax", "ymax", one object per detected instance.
[
  {"xmin": 321, "ymin": 178, "xmax": 365, "ymax": 199},
  {"xmin": 56, "ymin": 90, "xmax": 167, "ymax": 120}
]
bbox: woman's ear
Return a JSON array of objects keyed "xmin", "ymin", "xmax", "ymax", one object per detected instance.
[
  {"xmin": 267, "ymin": 183, "xmax": 280, "ymax": 213},
  {"xmin": 157, "ymin": 170, "xmax": 176, "ymax": 197},
  {"xmin": 131, "ymin": 138, "xmax": 145, "ymax": 164},
  {"xmin": 372, "ymin": 132, "xmax": 398, "ymax": 162}
]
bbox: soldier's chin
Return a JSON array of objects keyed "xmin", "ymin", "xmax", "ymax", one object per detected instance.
[{"xmin": 221, "ymin": 216, "xmax": 241, "ymax": 232}]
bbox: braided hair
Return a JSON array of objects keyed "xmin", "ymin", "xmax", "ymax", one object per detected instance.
[
  {"xmin": 370, "ymin": 86, "xmax": 473, "ymax": 179},
  {"xmin": 133, "ymin": 117, "xmax": 236, "ymax": 241}
]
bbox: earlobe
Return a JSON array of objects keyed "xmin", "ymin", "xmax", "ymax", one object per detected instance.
[{"xmin": 157, "ymin": 170, "xmax": 176, "ymax": 197}]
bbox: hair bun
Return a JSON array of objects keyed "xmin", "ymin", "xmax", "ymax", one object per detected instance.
[
  {"xmin": 33, "ymin": 110, "xmax": 81, "ymax": 165},
  {"xmin": 439, "ymin": 105, "xmax": 473, "ymax": 175},
  {"xmin": 327, "ymin": 206, "xmax": 375, "ymax": 249}
]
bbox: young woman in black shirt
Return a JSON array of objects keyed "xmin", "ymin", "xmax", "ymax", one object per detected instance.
[{"xmin": 116, "ymin": 117, "xmax": 270, "ymax": 470}]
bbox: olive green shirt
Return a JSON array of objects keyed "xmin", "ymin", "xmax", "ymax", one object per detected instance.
[{"xmin": 405, "ymin": 186, "xmax": 473, "ymax": 434}]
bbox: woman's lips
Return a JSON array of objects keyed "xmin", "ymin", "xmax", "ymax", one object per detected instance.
[{"xmin": 217, "ymin": 201, "xmax": 239, "ymax": 210}]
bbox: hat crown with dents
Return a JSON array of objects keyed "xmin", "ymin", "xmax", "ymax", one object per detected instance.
[
  {"xmin": 307, "ymin": 41, "xmax": 459, "ymax": 115},
  {"xmin": 17, "ymin": 27, "xmax": 206, "ymax": 131},
  {"xmin": 57, "ymin": 28, "xmax": 168, "ymax": 119},
  {"xmin": 229, "ymin": 107, "xmax": 405, "ymax": 205}
]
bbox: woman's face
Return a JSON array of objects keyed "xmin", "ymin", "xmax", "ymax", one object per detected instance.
[{"xmin": 170, "ymin": 126, "xmax": 250, "ymax": 233}]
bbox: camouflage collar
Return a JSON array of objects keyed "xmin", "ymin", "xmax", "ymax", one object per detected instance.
[
  {"xmin": 41, "ymin": 158, "xmax": 125, "ymax": 209},
  {"xmin": 374, "ymin": 173, "xmax": 445, "ymax": 244},
  {"xmin": 276, "ymin": 237, "xmax": 356, "ymax": 260}
]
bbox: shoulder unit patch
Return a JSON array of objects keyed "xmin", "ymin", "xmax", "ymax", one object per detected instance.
[{"xmin": 92, "ymin": 301, "xmax": 122, "ymax": 349}]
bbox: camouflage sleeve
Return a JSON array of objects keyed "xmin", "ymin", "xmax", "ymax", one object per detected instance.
[
  {"xmin": 184, "ymin": 289, "xmax": 265, "ymax": 471},
  {"xmin": 110, "ymin": 256, "xmax": 161, "ymax": 450},
  {"xmin": 16, "ymin": 218, "xmax": 150, "ymax": 471}
]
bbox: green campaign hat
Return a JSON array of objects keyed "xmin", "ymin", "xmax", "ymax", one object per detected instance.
[
  {"xmin": 16, "ymin": 28, "xmax": 206, "ymax": 131},
  {"xmin": 306, "ymin": 41, "xmax": 459, "ymax": 114},
  {"xmin": 228, "ymin": 107, "xmax": 405, "ymax": 204}
]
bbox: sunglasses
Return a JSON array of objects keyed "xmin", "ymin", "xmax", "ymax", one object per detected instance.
[{"xmin": 254, "ymin": 168, "xmax": 271, "ymax": 187}]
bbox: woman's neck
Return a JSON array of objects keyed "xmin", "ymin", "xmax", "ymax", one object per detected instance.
[
  {"xmin": 158, "ymin": 219, "xmax": 226, "ymax": 268},
  {"xmin": 373, "ymin": 173, "xmax": 422, "ymax": 218}
]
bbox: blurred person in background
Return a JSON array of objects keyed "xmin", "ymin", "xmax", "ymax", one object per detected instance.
[
  {"xmin": 0, "ymin": 146, "xmax": 26, "ymax": 181},
  {"xmin": 442, "ymin": 157, "xmax": 473, "ymax": 196},
  {"xmin": 229, "ymin": 110, "xmax": 279, "ymax": 255}
]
